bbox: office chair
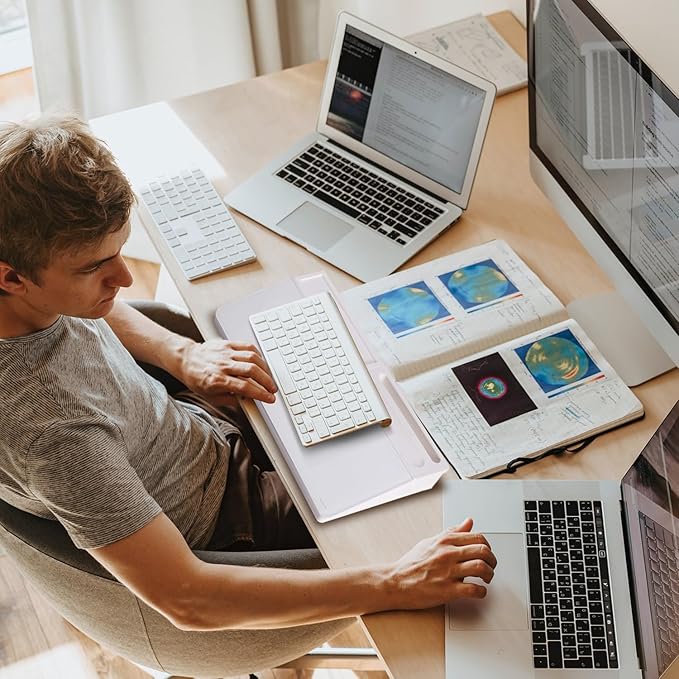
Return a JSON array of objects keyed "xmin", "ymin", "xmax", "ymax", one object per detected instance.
[{"xmin": 0, "ymin": 497, "xmax": 354, "ymax": 677}]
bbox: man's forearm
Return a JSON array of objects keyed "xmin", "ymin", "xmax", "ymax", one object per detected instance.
[
  {"xmin": 104, "ymin": 300, "xmax": 192, "ymax": 379},
  {"xmin": 92, "ymin": 514, "xmax": 494, "ymax": 632},
  {"xmin": 94, "ymin": 514, "xmax": 393, "ymax": 631},
  {"xmin": 174, "ymin": 560, "xmax": 393, "ymax": 631}
]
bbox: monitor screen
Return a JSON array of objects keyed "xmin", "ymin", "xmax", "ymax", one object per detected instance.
[
  {"xmin": 622, "ymin": 400, "xmax": 679, "ymax": 676},
  {"xmin": 325, "ymin": 25, "xmax": 487, "ymax": 193},
  {"xmin": 528, "ymin": 0, "xmax": 679, "ymax": 335}
]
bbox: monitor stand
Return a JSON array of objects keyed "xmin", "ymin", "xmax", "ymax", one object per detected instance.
[{"xmin": 567, "ymin": 292, "xmax": 675, "ymax": 387}]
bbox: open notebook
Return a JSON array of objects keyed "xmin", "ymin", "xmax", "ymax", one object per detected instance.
[{"xmin": 341, "ymin": 240, "xmax": 644, "ymax": 478}]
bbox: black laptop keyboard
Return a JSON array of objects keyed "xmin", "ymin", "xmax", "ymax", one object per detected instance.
[
  {"xmin": 525, "ymin": 500, "xmax": 619, "ymax": 669},
  {"xmin": 275, "ymin": 143, "xmax": 445, "ymax": 246},
  {"xmin": 639, "ymin": 512, "xmax": 679, "ymax": 674}
]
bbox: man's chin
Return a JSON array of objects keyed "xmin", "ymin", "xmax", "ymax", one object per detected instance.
[{"xmin": 84, "ymin": 295, "xmax": 117, "ymax": 318}]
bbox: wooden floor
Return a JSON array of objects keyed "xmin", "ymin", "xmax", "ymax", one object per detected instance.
[{"xmin": 0, "ymin": 70, "xmax": 386, "ymax": 678}]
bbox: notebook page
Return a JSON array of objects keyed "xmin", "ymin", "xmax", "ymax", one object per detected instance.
[
  {"xmin": 408, "ymin": 14, "xmax": 528, "ymax": 97},
  {"xmin": 399, "ymin": 319, "xmax": 643, "ymax": 478},
  {"xmin": 341, "ymin": 240, "xmax": 567, "ymax": 381}
]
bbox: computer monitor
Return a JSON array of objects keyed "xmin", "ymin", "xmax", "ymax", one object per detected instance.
[{"xmin": 527, "ymin": 0, "xmax": 679, "ymax": 385}]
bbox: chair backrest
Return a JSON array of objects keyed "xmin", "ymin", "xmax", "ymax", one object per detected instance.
[{"xmin": 0, "ymin": 497, "xmax": 349, "ymax": 676}]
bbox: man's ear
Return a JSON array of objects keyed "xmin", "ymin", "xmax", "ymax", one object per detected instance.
[{"xmin": 0, "ymin": 261, "xmax": 29, "ymax": 296}]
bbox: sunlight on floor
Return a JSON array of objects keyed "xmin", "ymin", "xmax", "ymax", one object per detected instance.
[{"xmin": 0, "ymin": 643, "xmax": 94, "ymax": 679}]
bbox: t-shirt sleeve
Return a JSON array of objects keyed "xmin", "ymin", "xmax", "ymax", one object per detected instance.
[{"xmin": 27, "ymin": 417, "xmax": 162, "ymax": 549}]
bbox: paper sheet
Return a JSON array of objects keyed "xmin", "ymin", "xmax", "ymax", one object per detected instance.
[{"xmin": 408, "ymin": 14, "xmax": 527, "ymax": 96}]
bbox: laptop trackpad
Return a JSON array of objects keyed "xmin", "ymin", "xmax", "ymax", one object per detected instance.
[
  {"xmin": 447, "ymin": 533, "xmax": 529, "ymax": 631},
  {"xmin": 278, "ymin": 202, "xmax": 352, "ymax": 252}
]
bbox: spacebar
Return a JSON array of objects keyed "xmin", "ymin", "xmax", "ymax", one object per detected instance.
[
  {"xmin": 266, "ymin": 350, "xmax": 296, "ymax": 395},
  {"xmin": 313, "ymin": 190, "xmax": 360, "ymax": 219}
]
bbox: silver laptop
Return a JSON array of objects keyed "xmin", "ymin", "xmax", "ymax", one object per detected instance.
[
  {"xmin": 443, "ymin": 400, "xmax": 679, "ymax": 678},
  {"xmin": 226, "ymin": 12, "xmax": 496, "ymax": 282}
]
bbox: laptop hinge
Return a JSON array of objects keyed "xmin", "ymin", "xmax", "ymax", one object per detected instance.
[
  {"xmin": 619, "ymin": 495, "xmax": 645, "ymax": 671},
  {"xmin": 323, "ymin": 137, "xmax": 448, "ymax": 204}
]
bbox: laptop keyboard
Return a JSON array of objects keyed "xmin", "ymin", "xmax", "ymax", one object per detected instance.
[
  {"xmin": 525, "ymin": 500, "xmax": 619, "ymax": 669},
  {"xmin": 275, "ymin": 143, "xmax": 445, "ymax": 246},
  {"xmin": 639, "ymin": 512, "xmax": 679, "ymax": 674}
]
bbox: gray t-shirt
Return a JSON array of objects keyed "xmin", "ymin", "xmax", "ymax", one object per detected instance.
[{"xmin": 0, "ymin": 316, "xmax": 229, "ymax": 549}]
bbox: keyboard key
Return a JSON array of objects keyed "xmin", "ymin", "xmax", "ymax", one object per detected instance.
[
  {"xmin": 533, "ymin": 644, "xmax": 547, "ymax": 657},
  {"xmin": 566, "ymin": 501, "xmax": 579, "ymax": 515},
  {"xmin": 314, "ymin": 189, "xmax": 360, "ymax": 218},
  {"xmin": 528, "ymin": 548, "xmax": 543, "ymax": 603},
  {"xmin": 312, "ymin": 416, "xmax": 330, "ymax": 438},
  {"xmin": 593, "ymin": 650, "xmax": 608, "ymax": 668},
  {"xmin": 330, "ymin": 419, "xmax": 354, "ymax": 435},
  {"xmin": 548, "ymin": 641, "xmax": 562, "ymax": 668},
  {"xmin": 394, "ymin": 223, "xmax": 417, "ymax": 239},
  {"xmin": 266, "ymin": 350, "xmax": 296, "ymax": 395}
]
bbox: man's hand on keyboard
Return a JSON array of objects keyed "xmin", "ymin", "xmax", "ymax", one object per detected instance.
[
  {"xmin": 179, "ymin": 339, "xmax": 278, "ymax": 404},
  {"xmin": 386, "ymin": 518, "xmax": 496, "ymax": 608}
]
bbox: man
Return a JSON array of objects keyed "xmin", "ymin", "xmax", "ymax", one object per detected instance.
[{"xmin": 0, "ymin": 113, "xmax": 496, "ymax": 631}]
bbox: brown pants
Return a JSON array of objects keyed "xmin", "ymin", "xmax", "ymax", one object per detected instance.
[
  {"xmin": 127, "ymin": 300, "xmax": 313, "ymax": 553},
  {"xmin": 178, "ymin": 392, "xmax": 314, "ymax": 552}
]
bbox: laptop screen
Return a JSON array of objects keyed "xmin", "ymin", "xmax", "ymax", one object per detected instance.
[
  {"xmin": 621, "ymin": 400, "xmax": 679, "ymax": 677},
  {"xmin": 324, "ymin": 26, "xmax": 487, "ymax": 194}
]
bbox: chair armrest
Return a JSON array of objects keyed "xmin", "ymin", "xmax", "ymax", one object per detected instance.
[{"xmin": 192, "ymin": 548, "xmax": 326, "ymax": 570}]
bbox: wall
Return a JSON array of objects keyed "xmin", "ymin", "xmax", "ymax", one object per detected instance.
[{"xmin": 588, "ymin": 0, "xmax": 679, "ymax": 97}]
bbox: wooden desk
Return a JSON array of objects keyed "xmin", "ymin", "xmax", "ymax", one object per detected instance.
[{"xmin": 129, "ymin": 13, "xmax": 679, "ymax": 678}]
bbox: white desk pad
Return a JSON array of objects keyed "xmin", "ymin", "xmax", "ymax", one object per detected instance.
[{"xmin": 215, "ymin": 273, "xmax": 448, "ymax": 522}]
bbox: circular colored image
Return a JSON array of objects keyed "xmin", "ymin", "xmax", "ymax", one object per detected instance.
[
  {"xmin": 376, "ymin": 286, "xmax": 444, "ymax": 332},
  {"xmin": 445, "ymin": 264, "xmax": 510, "ymax": 305},
  {"xmin": 524, "ymin": 337, "xmax": 590, "ymax": 386},
  {"xmin": 477, "ymin": 376, "xmax": 507, "ymax": 399}
]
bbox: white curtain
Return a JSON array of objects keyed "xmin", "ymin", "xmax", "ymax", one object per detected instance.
[
  {"xmin": 25, "ymin": 0, "xmax": 320, "ymax": 119},
  {"xmin": 25, "ymin": 0, "xmax": 524, "ymax": 121}
]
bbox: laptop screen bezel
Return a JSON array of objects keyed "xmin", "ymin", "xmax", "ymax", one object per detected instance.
[{"xmin": 316, "ymin": 12, "xmax": 497, "ymax": 209}]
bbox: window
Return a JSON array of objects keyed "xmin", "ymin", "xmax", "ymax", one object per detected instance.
[{"xmin": 0, "ymin": 0, "xmax": 31, "ymax": 75}]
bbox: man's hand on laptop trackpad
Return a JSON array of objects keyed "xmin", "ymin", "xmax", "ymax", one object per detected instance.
[
  {"xmin": 448, "ymin": 533, "xmax": 529, "ymax": 632},
  {"xmin": 386, "ymin": 518, "xmax": 497, "ymax": 610}
]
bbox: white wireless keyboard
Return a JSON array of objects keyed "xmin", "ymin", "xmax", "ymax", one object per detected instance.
[
  {"xmin": 250, "ymin": 292, "xmax": 391, "ymax": 446},
  {"xmin": 138, "ymin": 168, "xmax": 256, "ymax": 280}
]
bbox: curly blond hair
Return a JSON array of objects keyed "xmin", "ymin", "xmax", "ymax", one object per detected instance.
[{"xmin": 0, "ymin": 113, "xmax": 134, "ymax": 291}]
